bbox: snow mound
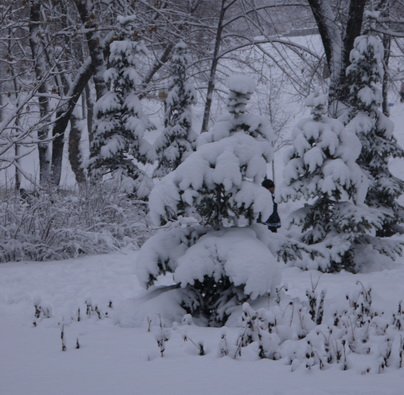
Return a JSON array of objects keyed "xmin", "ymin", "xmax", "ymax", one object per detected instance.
[{"xmin": 175, "ymin": 227, "xmax": 281, "ymax": 300}]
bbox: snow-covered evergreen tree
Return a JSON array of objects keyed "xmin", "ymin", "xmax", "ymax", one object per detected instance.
[
  {"xmin": 282, "ymin": 93, "xmax": 396, "ymax": 272},
  {"xmin": 150, "ymin": 75, "xmax": 275, "ymax": 229},
  {"xmin": 136, "ymin": 75, "xmax": 281, "ymax": 326},
  {"xmin": 344, "ymin": 12, "xmax": 404, "ymax": 237},
  {"xmin": 154, "ymin": 41, "xmax": 196, "ymax": 178},
  {"xmin": 89, "ymin": 33, "xmax": 154, "ymax": 198}
]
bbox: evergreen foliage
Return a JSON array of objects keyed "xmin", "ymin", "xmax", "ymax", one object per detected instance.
[
  {"xmin": 154, "ymin": 41, "xmax": 197, "ymax": 177},
  {"xmin": 137, "ymin": 75, "xmax": 280, "ymax": 326},
  {"xmin": 89, "ymin": 30, "xmax": 154, "ymax": 198},
  {"xmin": 344, "ymin": 16, "xmax": 404, "ymax": 237},
  {"xmin": 282, "ymin": 93, "xmax": 394, "ymax": 272},
  {"xmin": 150, "ymin": 75, "xmax": 274, "ymax": 229}
]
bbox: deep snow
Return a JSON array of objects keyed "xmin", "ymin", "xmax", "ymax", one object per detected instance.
[
  {"xmin": 1, "ymin": 35, "xmax": 404, "ymax": 395},
  {"xmin": 1, "ymin": 91, "xmax": 404, "ymax": 395},
  {"xmin": 1, "ymin": 249, "xmax": 404, "ymax": 395}
]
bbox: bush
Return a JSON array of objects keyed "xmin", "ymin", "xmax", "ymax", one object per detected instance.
[
  {"xmin": 136, "ymin": 225, "xmax": 281, "ymax": 326},
  {"xmin": 0, "ymin": 186, "xmax": 151, "ymax": 262},
  {"xmin": 136, "ymin": 74, "xmax": 278, "ymax": 326}
]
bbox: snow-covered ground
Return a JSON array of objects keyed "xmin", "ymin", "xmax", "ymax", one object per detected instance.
[
  {"xmin": 1, "ymin": 247, "xmax": 404, "ymax": 395},
  {"xmin": 1, "ymin": 105, "xmax": 403, "ymax": 395},
  {"xmin": 2, "ymin": 36, "xmax": 404, "ymax": 395}
]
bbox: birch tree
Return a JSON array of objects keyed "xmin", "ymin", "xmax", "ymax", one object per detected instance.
[{"xmin": 307, "ymin": 0, "xmax": 367, "ymax": 115}]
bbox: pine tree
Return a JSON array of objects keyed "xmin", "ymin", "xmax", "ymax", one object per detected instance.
[
  {"xmin": 344, "ymin": 12, "xmax": 404, "ymax": 237},
  {"xmin": 89, "ymin": 34, "xmax": 154, "ymax": 198},
  {"xmin": 151, "ymin": 74, "xmax": 274, "ymax": 229},
  {"xmin": 282, "ymin": 93, "xmax": 391, "ymax": 272},
  {"xmin": 136, "ymin": 75, "xmax": 280, "ymax": 325},
  {"xmin": 154, "ymin": 41, "xmax": 196, "ymax": 177}
]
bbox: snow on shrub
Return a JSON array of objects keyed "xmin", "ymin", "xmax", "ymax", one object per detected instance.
[
  {"xmin": 89, "ymin": 21, "xmax": 155, "ymax": 199},
  {"xmin": 114, "ymin": 277, "xmax": 404, "ymax": 374},
  {"xmin": 280, "ymin": 93, "xmax": 395, "ymax": 272},
  {"xmin": 174, "ymin": 228, "xmax": 280, "ymax": 300},
  {"xmin": 219, "ymin": 281, "xmax": 404, "ymax": 374},
  {"xmin": 343, "ymin": 17, "xmax": 404, "ymax": 239},
  {"xmin": 136, "ymin": 74, "xmax": 281, "ymax": 326},
  {"xmin": 0, "ymin": 186, "xmax": 150, "ymax": 262},
  {"xmin": 154, "ymin": 41, "xmax": 197, "ymax": 177},
  {"xmin": 135, "ymin": 222, "xmax": 206, "ymax": 288},
  {"xmin": 149, "ymin": 74, "xmax": 273, "ymax": 229}
]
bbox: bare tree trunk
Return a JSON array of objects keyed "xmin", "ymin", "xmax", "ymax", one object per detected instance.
[
  {"xmin": 382, "ymin": 34, "xmax": 391, "ymax": 116},
  {"xmin": 200, "ymin": 0, "xmax": 229, "ymax": 134},
  {"xmin": 307, "ymin": 0, "xmax": 336, "ymax": 70},
  {"xmin": 138, "ymin": 44, "xmax": 174, "ymax": 100},
  {"xmin": 74, "ymin": 0, "xmax": 107, "ymax": 100},
  {"xmin": 72, "ymin": 0, "xmax": 109, "ymax": 171},
  {"xmin": 0, "ymin": 32, "xmax": 4, "ymax": 124},
  {"xmin": 47, "ymin": 0, "xmax": 109, "ymax": 186},
  {"xmin": 308, "ymin": 0, "xmax": 367, "ymax": 115},
  {"xmin": 14, "ymin": 142, "xmax": 21, "ymax": 191},
  {"xmin": 50, "ymin": 59, "xmax": 95, "ymax": 186},
  {"xmin": 29, "ymin": 0, "xmax": 50, "ymax": 185},
  {"xmin": 69, "ymin": 114, "xmax": 86, "ymax": 187},
  {"xmin": 81, "ymin": 89, "xmax": 86, "ymax": 119},
  {"xmin": 377, "ymin": 0, "xmax": 391, "ymax": 116},
  {"xmin": 7, "ymin": 25, "xmax": 21, "ymax": 191},
  {"xmin": 335, "ymin": 0, "xmax": 366, "ymax": 105},
  {"xmin": 11, "ymin": 69, "xmax": 21, "ymax": 191},
  {"xmin": 85, "ymin": 84, "xmax": 94, "ymax": 145}
]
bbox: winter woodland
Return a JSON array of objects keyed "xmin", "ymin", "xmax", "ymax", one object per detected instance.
[{"xmin": 1, "ymin": 1, "xmax": 404, "ymax": 394}]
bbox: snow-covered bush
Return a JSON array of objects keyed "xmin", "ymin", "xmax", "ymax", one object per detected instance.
[
  {"xmin": 154, "ymin": 41, "xmax": 197, "ymax": 177},
  {"xmin": 0, "ymin": 186, "xmax": 151, "ymax": 262},
  {"xmin": 281, "ymin": 93, "xmax": 394, "ymax": 272},
  {"xmin": 136, "ymin": 75, "xmax": 281, "ymax": 326},
  {"xmin": 344, "ymin": 16, "xmax": 404, "ymax": 238},
  {"xmin": 89, "ymin": 24, "xmax": 155, "ymax": 199},
  {"xmin": 150, "ymin": 75, "xmax": 274, "ymax": 229},
  {"xmin": 220, "ymin": 281, "xmax": 404, "ymax": 374}
]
